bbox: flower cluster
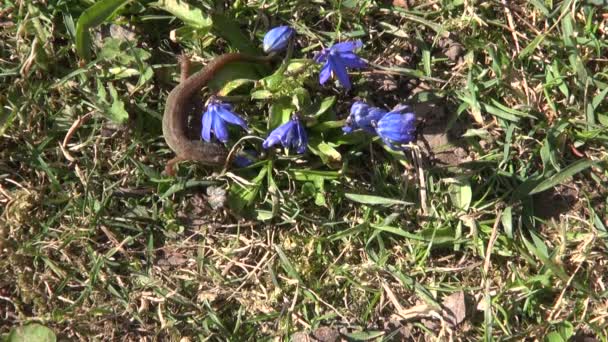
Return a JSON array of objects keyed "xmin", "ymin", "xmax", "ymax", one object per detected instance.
[
  {"xmin": 195, "ymin": 25, "xmax": 417, "ymax": 170},
  {"xmin": 343, "ymin": 102, "xmax": 417, "ymax": 150}
]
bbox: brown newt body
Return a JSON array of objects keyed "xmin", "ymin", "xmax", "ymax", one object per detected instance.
[{"xmin": 162, "ymin": 53, "xmax": 272, "ymax": 176}]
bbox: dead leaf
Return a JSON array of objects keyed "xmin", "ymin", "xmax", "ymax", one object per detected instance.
[{"xmin": 441, "ymin": 291, "xmax": 467, "ymax": 327}]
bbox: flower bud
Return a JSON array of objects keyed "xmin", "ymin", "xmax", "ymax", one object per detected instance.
[{"xmin": 263, "ymin": 26, "xmax": 295, "ymax": 53}]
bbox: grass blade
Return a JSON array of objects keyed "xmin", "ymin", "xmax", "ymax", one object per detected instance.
[
  {"xmin": 529, "ymin": 159, "xmax": 597, "ymax": 195},
  {"xmin": 345, "ymin": 193, "xmax": 413, "ymax": 206}
]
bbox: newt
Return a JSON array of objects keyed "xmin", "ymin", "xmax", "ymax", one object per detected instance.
[{"xmin": 162, "ymin": 53, "xmax": 272, "ymax": 176}]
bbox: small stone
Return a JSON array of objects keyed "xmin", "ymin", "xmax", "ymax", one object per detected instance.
[
  {"xmin": 291, "ymin": 332, "xmax": 311, "ymax": 342},
  {"xmin": 206, "ymin": 186, "xmax": 227, "ymax": 210},
  {"xmin": 312, "ymin": 326, "xmax": 340, "ymax": 342}
]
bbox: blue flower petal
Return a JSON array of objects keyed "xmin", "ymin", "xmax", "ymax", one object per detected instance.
[
  {"xmin": 316, "ymin": 41, "xmax": 366, "ymax": 90},
  {"xmin": 350, "ymin": 101, "xmax": 369, "ymax": 117},
  {"xmin": 331, "ymin": 40, "xmax": 363, "ymax": 53},
  {"xmin": 215, "ymin": 106, "xmax": 248, "ymax": 130},
  {"xmin": 337, "ymin": 52, "xmax": 367, "ymax": 69},
  {"xmin": 201, "ymin": 109, "xmax": 213, "ymax": 142},
  {"xmin": 262, "ymin": 118, "xmax": 307, "ymax": 154},
  {"xmin": 233, "ymin": 155, "xmax": 253, "ymax": 167},
  {"xmin": 200, "ymin": 99, "xmax": 250, "ymax": 142},
  {"xmin": 263, "ymin": 26, "xmax": 295, "ymax": 53},
  {"xmin": 376, "ymin": 112, "xmax": 417, "ymax": 146},
  {"xmin": 319, "ymin": 61, "xmax": 331, "ymax": 85},
  {"xmin": 357, "ymin": 107, "xmax": 387, "ymax": 133},
  {"xmin": 343, "ymin": 101, "xmax": 390, "ymax": 134},
  {"xmin": 293, "ymin": 119, "xmax": 308, "ymax": 153},
  {"xmin": 263, "ymin": 120, "xmax": 295, "ymax": 149},
  {"xmin": 314, "ymin": 49, "xmax": 329, "ymax": 63},
  {"xmin": 212, "ymin": 113, "xmax": 229, "ymax": 143},
  {"xmin": 233, "ymin": 150, "xmax": 257, "ymax": 167},
  {"xmin": 328, "ymin": 55, "xmax": 351, "ymax": 89}
]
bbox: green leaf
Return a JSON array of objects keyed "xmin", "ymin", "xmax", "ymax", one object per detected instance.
[
  {"xmin": 268, "ymin": 97, "xmax": 295, "ymax": 130},
  {"xmin": 291, "ymin": 88, "xmax": 310, "ymax": 110},
  {"xmin": 150, "ymin": 0, "xmax": 212, "ymax": 29},
  {"xmin": 501, "ymin": 206, "xmax": 513, "ymax": 239},
  {"xmin": 228, "ymin": 165, "xmax": 267, "ymax": 212},
  {"xmin": 160, "ymin": 180, "xmax": 216, "ymax": 199},
  {"xmin": 489, "ymin": 99, "xmax": 534, "ymax": 118},
  {"xmin": 540, "ymin": 137, "xmax": 560, "ymax": 172},
  {"xmin": 312, "ymin": 96, "xmax": 336, "ymax": 117},
  {"xmin": 345, "ymin": 193, "xmax": 413, "ymax": 206},
  {"xmin": 75, "ymin": 0, "xmax": 131, "ymax": 61},
  {"xmin": 391, "ymin": 9, "xmax": 447, "ymax": 36},
  {"xmin": 545, "ymin": 332, "xmax": 565, "ymax": 342},
  {"xmin": 529, "ymin": 159, "xmax": 596, "ymax": 195},
  {"xmin": 310, "ymin": 120, "xmax": 344, "ymax": 132},
  {"xmin": 108, "ymin": 83, "xmax": 129, "ymax": 124},
  {"xmin": 482, "ymin": 103, "xmax": 519, "ymax": 122},
  {"xmin": 378, "ymin": 22, "xmax": 409, "ymax": 38},
  {"xmin": 586, "ymin": 102, "xmax": 596, "ymax": 126},
  {"xmin": 211, "ymin": 14, "xmax": 261, "ymax": 56},
  {"xmin": 312, "ymin": 141, "xmax": 342, "ymax": 166},
  {"xmin": 521, "ymin": 231, "xmax": 589, "ymax": 295},
  {"xmin": 0, "ymin": 106, "xmax": 17, "ymax": 136},
  {"xmin": 586, "ymin": 0, "xmax": 608, "ymax": 6},
  {"xmin": 529, "ymin": 0, "xmax": 550, "ymax": 15},
  {"xmin": 343, "ymin": 330, "xmax": 384, "ymax": 340},
  {"xmin": 518, "ymin": 34, "xmax": 546, "ymax": 59},
  {"xmin": 208, "ymin": 63, "xmax": 262, "ymax": 92},
  {"xmin": 291, "ymin": 170, "xmax": 340, "ymax": 181},
  {"xmin": 274, "ymin": 245, "xmax": 302, "ymax": 283},
  {"xmin": 592, "ymin": 86, "xmax": 608, "ymax": 111},
  {"xmin": 260, "ymin": 65, "xmax": 288, "ymax": 92},
  {"xmin": 599, "ymin": 113, "xmax": 608, "ymax": 126},
  {"xmin": 218, "ymin": 79, "xmax": 255, "ymax": 96},
  {"xmin": 422, "ymin": 49, "xmax": 431, "ymax": 76},
  {"xmin": 255, "ymin": 210, "xmax": 274, "ymax": 221},
  {"xmin": 448, "ymin": 178, "xmax": 472, "ymax": 211},
  {"xmin": 7, "ymin": 324, "xmax": 56, "ymax": 342},
  {"xmin": 251, "ymin": 90, "xmax": 273, "ymax": 100}
]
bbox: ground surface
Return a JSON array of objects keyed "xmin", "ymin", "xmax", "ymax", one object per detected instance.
[{"xmin": 1, "ymin": 0, "xmax": 608, "ymax": 341}]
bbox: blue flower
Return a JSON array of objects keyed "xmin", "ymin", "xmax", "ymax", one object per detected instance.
[
  {"xmin": 343, "ymin": 101, "xmax": 387, "ymax": 134},
  {"xmin": 375, "ymin": 104, "xmax": 417, "ymax": 150},
  {"xmin": 263, "ymin": 26, "xmax": 295, "ymax": 54},
  {"xmin": 314, "ymin": 40, "xmax": 367, "ymax": 90},
  {"xmin": 201, "ymin": 98, "xmax": 248, "ymax": 143},
  {"xmin": 262, "ymin": 116, "xmax": 308, "ymax": 154}
]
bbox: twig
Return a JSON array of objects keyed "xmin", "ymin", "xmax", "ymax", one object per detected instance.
[
  {"xmin": 501, "ymin": 0, "xmax": 520, "ymax": 53},
  {"xmin": 61, "ymin": 112, "xmax": 93, "ymax": 162},
  {"xmin": 483, "ymin": 210, "xmax": 502, "ymax": 275},
  {"xmin": 410, "ymin": 144, "xmax": 428, "ymax": 215}
]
